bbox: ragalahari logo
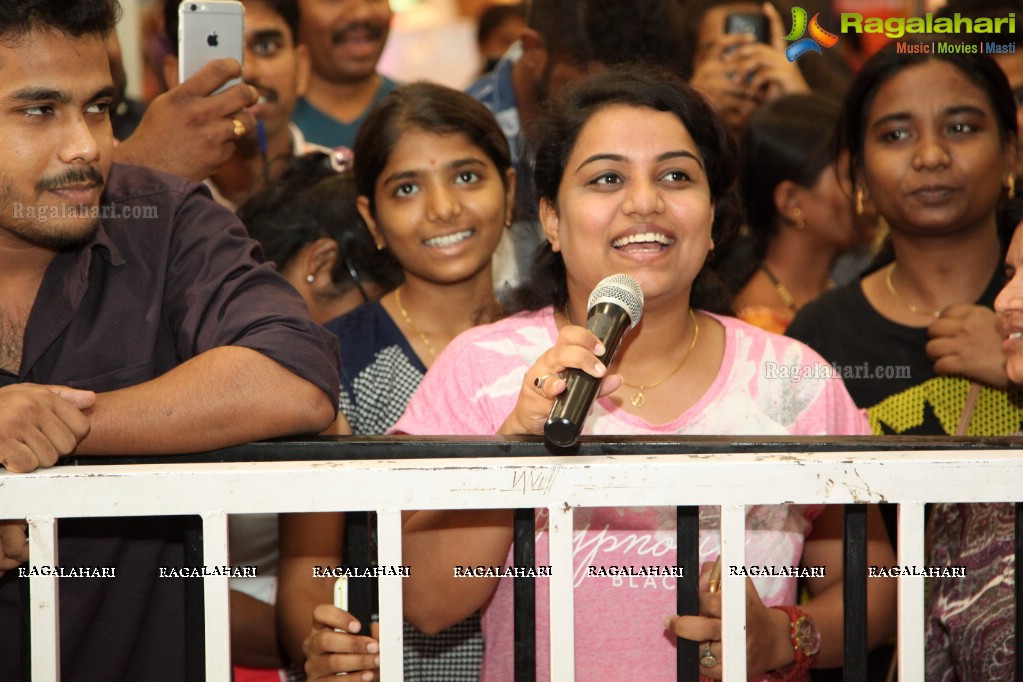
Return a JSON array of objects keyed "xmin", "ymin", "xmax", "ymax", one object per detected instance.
[{"xmin": 785, "ymin": 7, "xmax": 839, "ymax": 61}]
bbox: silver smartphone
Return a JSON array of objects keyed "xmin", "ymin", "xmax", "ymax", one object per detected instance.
[{"xmin": 177, "ymin": 1, "xmax": 244, "ymax": 91}]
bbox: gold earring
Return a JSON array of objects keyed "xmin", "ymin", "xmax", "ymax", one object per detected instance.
[
  {"xmin": 855, "ymin": 188, "xmax": 865, "ymax": 216},
  {"xmin": 1008, "ymin": 175, "xmax": 1016, "ymax": 200},
  {"xmin": 792, "ymin": 206, "xmax": 805, "ymax": 230}
]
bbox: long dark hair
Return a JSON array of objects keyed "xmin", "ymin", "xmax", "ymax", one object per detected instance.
[{"xmin": 508, "ymin": 66, "xmax": 742, "ymax": 315}]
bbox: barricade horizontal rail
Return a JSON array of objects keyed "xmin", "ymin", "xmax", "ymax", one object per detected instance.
[{"xmin": 1, "ymin": 436, "xmax": 1020, "ymax": 681}]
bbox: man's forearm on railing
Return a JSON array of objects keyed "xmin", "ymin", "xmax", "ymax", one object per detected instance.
[{"xmin": 74, "ymin": 347, "xmax": 335, "ymax": 456}]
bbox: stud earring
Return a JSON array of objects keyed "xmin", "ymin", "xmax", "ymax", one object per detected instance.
[
  {"xmin": 306, "ymin": 274, "xmax": 315, "ymax": 284},
  {"xmin": 792, "ymin": 206, "xmax": 805, "ymax": 230}
]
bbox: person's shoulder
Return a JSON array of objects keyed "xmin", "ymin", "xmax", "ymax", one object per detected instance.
[
  {"xmin": 466, "ymin": 68, "xmax": 497, "ymax": 99},
  {"xmin": 324, "ymin": 300, "xmax": 390, "ymax": 337},
  {"xmin": 787, "ymin": 281, "xmax": 868, "ymax": 342},
  {"xmin": 715, "ymin": 312, "xmax": 828, "ymax": 363},
  {"xmin": 326, "ymin": 301, "xmax": 412, "ymax": 378},
  {"xmin": 104, "ymin": 163, "xmax": 200, "ymax": 204},
  {"xmin": 793, "ymin": 282, "xmax": 864, "ymax": 322},
  {"xmin": 458, "ymin": 308, "xmax": 553, "ymax": 344},
  {"xmin": 378, "ymin": 73, "xmax": 400, "ymax": 95},
  {"xmin": 466, "ymin": 48, "xmax": 517, "ymax": 108},
  {"xmin": 101, "ymin": 163, "xmax": 230, "ymax": 247},
  {"xmin": 429, "ymin": 308, "xmax": 555, "ymax": 372}
]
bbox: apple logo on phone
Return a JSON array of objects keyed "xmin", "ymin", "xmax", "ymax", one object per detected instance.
[{"xmin": 207, "ymin": 32, "xmax": 219, "ymax": 47}]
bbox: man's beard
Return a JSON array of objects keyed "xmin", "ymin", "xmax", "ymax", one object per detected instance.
[{"xmin": 0, "ymin": 172, "xmax": 103, "ymax": 251}]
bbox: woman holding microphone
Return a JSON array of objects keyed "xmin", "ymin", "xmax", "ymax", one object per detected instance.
[{"xmin": 390, "ymin": 68, "xmax": 896, "ymax": 680}]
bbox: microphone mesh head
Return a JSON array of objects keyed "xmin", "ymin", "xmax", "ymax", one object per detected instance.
[{"xmin": 587, "ymin": 274, "xmax": 644, "ymax": 328}]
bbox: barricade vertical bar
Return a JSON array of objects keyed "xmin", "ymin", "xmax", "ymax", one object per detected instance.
[
  {"xmin": 677, "ymin": 506, "xmax": 699, "ymax": 682},
  {"xmin": 843, "ymin": 504, "xmax": 868, "ymax": 682},
  {"xmin": 548, "ymin": 504, "xmax": 574, "ymax": 682},
  {"xmin": 897, "ymin": 502, "xmax": 925, "ymax": 681},
  {"xmin": 26, "ymin": 515, "xmax": 59, "ymax": 682},
  {"xmin": 202, "ymin": 512, "xmax": 231, "ymax": 681},
  {"xmin": 345, "ymin": 511, "xmax": 373, "ymax": 628},
  {"xmin": 1016, "ymin": 502, "xmax": 1022, "ymax": 682},
  {"xmin": 184, "ymin": 515, "xmax": 205, "ymax": 681},
  {"xmin": 376, "ymin": 509, "xmax": 405, "ymax": 680},
  {"xmin": 19, "ymin": 563, "xmax": 30, "ymax": 682},
  {"xmin": 514, "ymin": 507, "xmax": 536, "ymax": 682},
  {"xmin": 720, "ymin": 504, "xmax": 747, "ymax": 681}
]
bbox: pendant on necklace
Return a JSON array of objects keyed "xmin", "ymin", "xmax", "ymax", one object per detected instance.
[{"xmin": 630, "ymin": 390, "xmax": 646, "ymax": 408}]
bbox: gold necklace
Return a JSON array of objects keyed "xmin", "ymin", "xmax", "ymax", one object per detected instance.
[
  {"xmin": 884, "ymin": 263, "xmax": 941, "ymax": 319},
  {"xmin": 394, "ymin": 286, "xmax": 437, "ymax": 358},
  {"xmin": 760, "ymin": 264, "xmax": 834, "ymax": 311},
  {"xmin": 760, "ymin": 264, "xmax": 796, "ymax": 310},
  {"xmin": 621, "ymin": 309, "xmax": 699, "ymax": 407}
]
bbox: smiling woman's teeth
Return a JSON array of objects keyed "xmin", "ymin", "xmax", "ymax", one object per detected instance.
[
  {"xmin": 1011, "ymin": 331, "xmax": 1023, "ymax": 340},
  {"xmin": 611, "ymin": 232, "xmax": 675, "ymax": 248},
  {"xmin": 424, "ymin": 229, "xmax": 473, "ymax": 248}
]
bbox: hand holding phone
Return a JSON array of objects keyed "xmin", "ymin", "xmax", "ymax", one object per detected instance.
[
  {"xmin": 178, "ymin": 1, "xmax": 244, "ymax": 92},
  {"xmin": 724, "ymin": 11, "xmax": 770, "ymax": 44},
  {"xmin": 333, "ymin": 575, "xmax": 348, "ymax": 632}
]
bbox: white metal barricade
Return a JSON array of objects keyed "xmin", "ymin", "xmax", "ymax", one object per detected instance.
[{"xmin": 1, "ymin": 443, "xmax": 1021, "ymax": 681}]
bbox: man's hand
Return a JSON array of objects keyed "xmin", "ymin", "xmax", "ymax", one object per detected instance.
[
  {"xmin": 115, "ymin": 58, "xmax": 258, "ymax": 181},
  {"xmin": 0, "ymin": 520, "xmax": 28, "ymax": 578},
  {"xmin": 0, "ymin": 384, "xmax": 95, "ymax": 473}
]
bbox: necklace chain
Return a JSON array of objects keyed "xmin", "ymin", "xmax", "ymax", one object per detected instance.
[
  {"xmin": 760, "ymin": 265, "xmax": 796, "ymax": 311},
  {"xmin": 395, "ymin": 286, "xmax": 437, "ymax": 359},
  {"xmin": 620, "ymin": 309, "xmax": 700, "ymax": 408},
  {"xmin": 760, "ymin": 264, "xmax": 834, "ymax": 312},
  {"xmin": 884, "ymin": 263, "xmax": 941, "ymax": 319}
]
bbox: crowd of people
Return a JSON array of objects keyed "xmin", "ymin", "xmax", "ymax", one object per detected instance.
[{"xmin": 1, "ymin": 0, "xmax": 1022, "ymax": 680}]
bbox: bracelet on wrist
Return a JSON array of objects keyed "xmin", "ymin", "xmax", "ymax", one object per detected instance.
[{"xmin": 767, "ymin": 605, "xmax": 820, "ymax": 681}]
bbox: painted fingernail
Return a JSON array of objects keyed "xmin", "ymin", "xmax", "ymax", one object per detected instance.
[{"xmin": 367, "ymin": 642, "xmax": 379, "ymax": 654}]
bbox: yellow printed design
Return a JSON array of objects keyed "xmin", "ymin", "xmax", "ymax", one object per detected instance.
[{"xmin": 867, "ymin": 376, "xmax": 1023, "ymax": 436}]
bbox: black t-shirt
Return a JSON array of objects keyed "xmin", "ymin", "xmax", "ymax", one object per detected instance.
[{"xmin": 787, "ymin": 270, "xmax": 1023, "ymax": 436}]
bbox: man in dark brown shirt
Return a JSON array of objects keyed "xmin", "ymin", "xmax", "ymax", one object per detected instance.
[{"xmin": 0, "ymin": 1, "xmax": 341, "ymax": 677}]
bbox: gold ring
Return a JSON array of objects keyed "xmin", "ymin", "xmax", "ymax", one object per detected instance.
[
  {"xmin": 231, "ymin": 117, "xmax": 246, "ymax": 138},
  {"xmin": 699, "ymin": 641, "xmax": 718, "ymax": 668}
]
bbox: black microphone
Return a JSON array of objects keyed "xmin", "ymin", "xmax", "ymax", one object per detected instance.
[{"xmin": 544, "ymin": 274, "xmax": 644, "ymax": 448}]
